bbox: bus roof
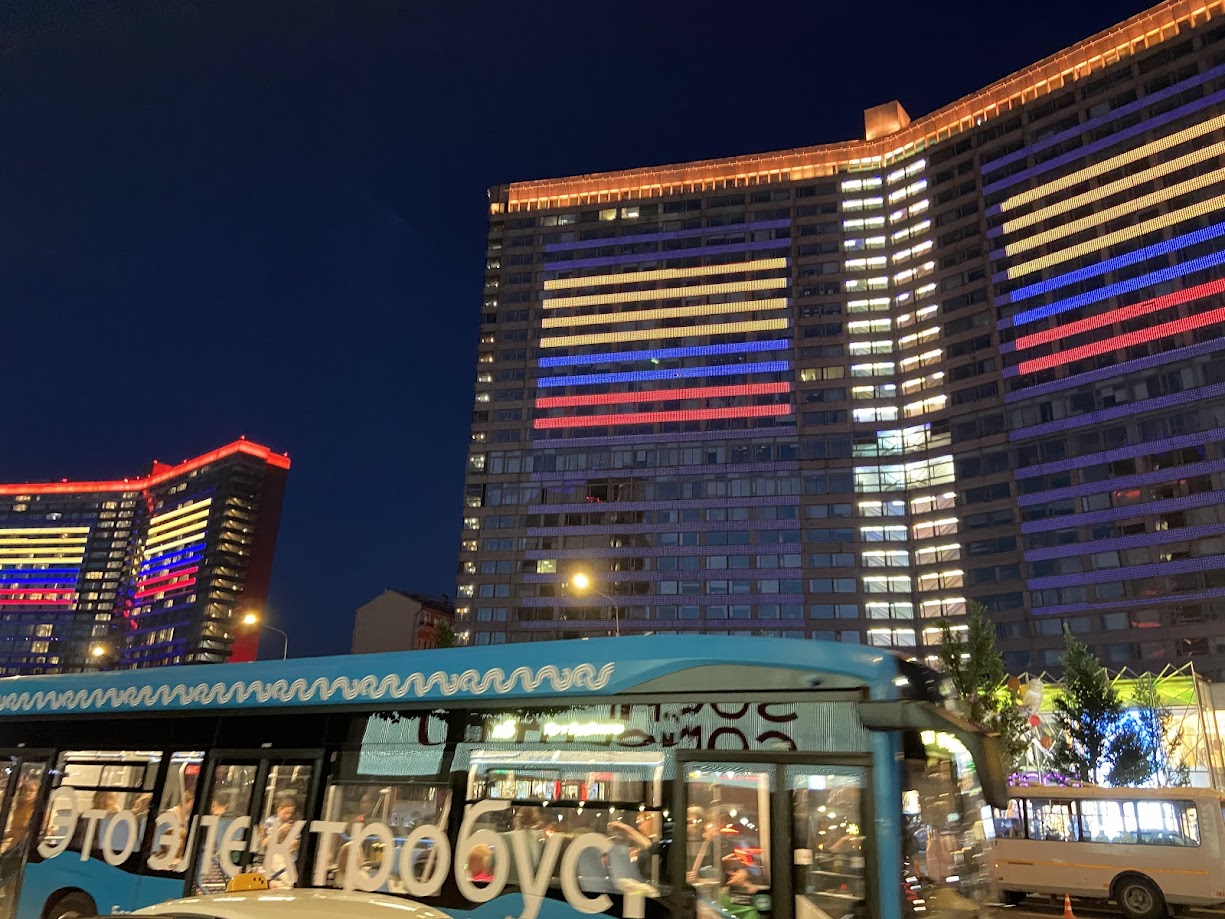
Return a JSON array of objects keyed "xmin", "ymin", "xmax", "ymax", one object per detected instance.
[
  {"xmin": 1007, "ymin": 783, "xmax": 1225, "ymax": 800},
  {"xmin": 0, "ymin": 635, "xmax": 902, "ymax": 718}
]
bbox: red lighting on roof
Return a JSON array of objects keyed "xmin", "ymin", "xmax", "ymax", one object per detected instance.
[{"xmin": 0, "ymin": 440, "xmax": 291, "ymax": 496}]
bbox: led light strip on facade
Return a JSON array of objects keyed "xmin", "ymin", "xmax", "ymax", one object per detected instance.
[
  {"xmin": 1004, "ymin": 190, "xmax": 1225, "ymax": 280},
  {"xmin": 544, "ymin": 238, "xmax": 792, "ymax": 273},
  {"xmin": 999, "ymin": 167, "xmax": 1225, "ymax": 257},
  {"xmin": 1011, "ymin": 381, "xmax": 1225, "ymax": 442},
  {"xmin": 1002, "ymin": 219, "xmax": 1225, "ymax": 306},
  {"xmin": 984, "ymin": 86, "xmax": 1225, "ymax": 196},
  {"xmin": 1011, "ymin": 277, "xmax": 1225, "ymax": 353},
  {"xmin": 995, "ymin": 112, "xmax": 1225, "ymax": 215},
  {"xmin": 541, "ymin": 298, "xmax": 787, "ymax": 329},
  {"xmin": 536, "ymin": 381, "xmax": 791, "ymax": 408},
  {"xmin": 533, "ymin": 403, "xmax": 793, "ymax": 429},
  {"xmin": 542, "ymin": 219, "xmax": 789, "ymax": 253},
  {"xmin": 542, "ymin": 277, "xmax": 788, "ymax": 309},
  {"xmin": 993, "ymin": 141, "xmax": 1225, "ymax": 237},
  {"xmin": 1017, "ymin": 306, "xmax": 1225, "ymax": 375},
  {"xmin": 540, "ymin": 318, "xmax": 790, "ymax": 348},
  {"xmin": 537, "ymin": 360, "xmax": 791, "ymax": 388},
  {"xmin": 538, "ymin": 339, "xmax": 790, "ymax": 368},
  {"xmin": 542, "ymin": 258, "xmax": 788, "ymax": 290}
]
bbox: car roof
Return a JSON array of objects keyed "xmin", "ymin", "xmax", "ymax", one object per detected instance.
[{"xmin": 126, "ymin": 888, "xmax": 452, "ymax": 918}]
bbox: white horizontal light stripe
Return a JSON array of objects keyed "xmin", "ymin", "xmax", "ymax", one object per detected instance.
[
  {"xmin": 998, "ymin": 111, "xmax": 1225, "ymax": 213},
  {"xmin": 1003, "ymin": 168, "xmax": 1225, "ymax": 257},
  {"xmin": 542, "ymin": 258, "xmax": 788, "ymax": 290},
  {"xmin": 541, "ymin": 298, "xmax": 788, "ymax": 329},
  {"xmin": 999, "ymin": 140, "xmax": 1225, "ymax": 235},
  {"xmin": 543, "ymin": 277, "xmax": 788, "ymax": 309}
]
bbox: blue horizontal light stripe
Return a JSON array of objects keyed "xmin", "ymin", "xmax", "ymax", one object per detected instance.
[
  {"xmin": 544, "ymin": 238, "xmax": 791, "ymax": 272},
  {"xmin": 544, "ymin": 219, "xmax": 790, "ymax": 253},
  {"xmin": 983, "ymin": 62, "xmax": 1225, "ymax": 175},
  {"xmin": 1010, "ymin": 382, "xmax": 1225, "ymax": 442},
  {"xmin": 538, "ymin": 339, "xmax": 790, "ymax": 368},
  {"xmin": 1004, "ymin": 247, "xmax": 1225, "ymax": 327},
  {"xmin": 984, "ymin": 85, "xmax": 1225, "ymax": 196},
  {"xmin": 1032, "ymin": 585, "xmax": 1225, "ymax": 616},
  {"xmin": 537, "ymin": 360, "xmax": 791, "ymax": 388},
  {"xmin": 1026, "ymin": 522, "xmax": 1225, "ymax": 563},
  {"xmin": 1001, "ymin": 220, "xmax": 1225, "ymax": 306},
  {"xmin": 138, "ymin": 546, "xmax": 205, "ymax": 573},
  {"xmin": 0, "ymin": 567, "xmax": 80, "ymax": 577},
  {"xmin": 1017, "ymin": 457, "xmax": 1225, "ymax": 507},
  {"xmin": 1015, "ymin": 425, "xmax": 1225, "ymax": 480},
  {"xmin": 1028, "ymin": 553, "xmax": 1225, "ymax": 591},
  {"xmin": 1021, "ymin": 489, "xmax": 1225, "ymax": 534}
]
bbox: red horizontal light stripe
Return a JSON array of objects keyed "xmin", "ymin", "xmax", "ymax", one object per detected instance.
[
  {"xmin": 135, "ymin": 565, "xmax": 199, "ymax": 591},
  {"xmin": 535, "ymin": 381, "xmax": 791, "ymax": 409},
  {"xmin": 0, "ymin": 587, "xmax": 74, "ymax": 596},
  {"xmin": 0, "ymin": 599, "xmax": 72, "ymax": 606},
  {"xmin": 0, "ymin": 439, "xmax": 290, "ymax": 496},
  {"xmin": 1014, "ymin": 277, "xmax": 1225, "ymax": 352},
  {"xmin": 533, "ymin": 404, "xmax": 793, "ymax": 429},
  {"xmin": 1019, "ymin": 307, "xmax": 1225, "ymax": 375},
  {"xmin": 134, "ymin": 577, "xmax": 197, "ymax": 600}
]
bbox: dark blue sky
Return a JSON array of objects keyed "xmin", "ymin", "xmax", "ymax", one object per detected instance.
[{"xmin": 0, "ymin": 0, "xmax": 1150, "ymax": 658}]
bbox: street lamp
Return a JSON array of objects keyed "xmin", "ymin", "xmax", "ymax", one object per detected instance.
[
  {"xmin": 88, "ymin": 641, "xmax": 117, "ymax": 670},
  {"xmin": 567, "ymin": 572, "xmax": 620, "ymax": 637},
  {"xmin": 239, "ymin": 611, "xmax": 288, "ymax": 660}
]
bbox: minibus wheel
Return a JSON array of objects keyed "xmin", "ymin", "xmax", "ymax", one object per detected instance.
[
  {"xmin": 43, "ymin": 891, "xmax": 96, "ymax": 919},
  {"xmin": 1113, "ymin": 874, "xmax": 1165, "ymax": 919},
  {"xmin": 1002, "ymin": 891, "xmax": 1026, "ymax": 906}
]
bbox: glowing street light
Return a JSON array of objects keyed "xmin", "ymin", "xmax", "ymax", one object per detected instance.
[
  {"xmin": 566, "ymin": 571, "xmax": 620, "ymax": 637},
  {"xmin": 238, "ymin": 610, "xmax": 289, "ymax": 660}
]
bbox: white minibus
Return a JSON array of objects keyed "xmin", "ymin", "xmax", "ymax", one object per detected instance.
[{"xmin": 991, "ymin": 784, "xmax": 1225, "ymax": 919}]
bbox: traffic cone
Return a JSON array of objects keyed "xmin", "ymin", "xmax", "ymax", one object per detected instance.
[{"xmin": 1063, "ymin": 893, "xmax": 1076, "ymax": 919}]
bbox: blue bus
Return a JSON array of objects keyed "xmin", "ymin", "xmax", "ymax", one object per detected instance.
[{"xmin": 0, "ymin": 635, "xmax": 1006, "ymax": 919}]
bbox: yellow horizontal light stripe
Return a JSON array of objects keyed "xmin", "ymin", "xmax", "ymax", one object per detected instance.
[
  {"xmin": 999, "ymin": 112, "xmax": 1225, "ymax": 213},
  {"xmin": 540, "ymin": 318, "xmax": 790, "ymax": 348},
  {"xmin": 541, "ymin": 298, "xmax": 788, "ymax": 329},
  {"xmin": 0, "ymin": 527, "xmax": 89, "ymax": 536},
  {"xmin": 1007, "ymin": 190, "xmax": 1225, "ymax": 279},
  {"xmin": 1001, "ymin": 141, "xmax": 1225, "ymax": 235},
  {"xmin": 149, "ymin": 497, "xmax": 211, "ymax": 529},
  {"xmin": 0, "ymin": 545, "xmax": 86, "ymax": 555},
  {"xmin": 1004, "ymin": 168, "xmax": 1225, "ymax": 258},
  {"xmin": 0, "ymin": 557, "xmax": 84, "ymax": 567},
  {"xmin": 147, "ymin": 506, "xmax": 210, "ymax": 537},
  {"xmin": 0, "ymin": 536, "xmax": 88, "ymax": 545},
  {"xmin": 543, "ymin": 277, "xmax": 787, "ymax": 309},
  {"xmin": 542, "ymin": 258, "xmax": 788, "ymax": 291},
  {"xmin": 144, "ymin": 521, "xmax": 207, "ymax": 552}
]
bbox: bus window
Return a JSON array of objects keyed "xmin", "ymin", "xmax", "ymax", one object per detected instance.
[
  {"xmin": 1136, "ymin": 800, "xmax": 1200, "ymax": 847},
  {"xmin": 1078, "ymin": 799, "xmax": 1139, "ymax": 844},
  {"xmin": 684, "ymin": 764, "xmax": 772, "ymax": 919},
  {"xmin": 0, "ymin": 759, "xmax": 44, "ymax": 919},
  {"xmin": 789, "ymin": 766, "xmax": 866, "ymax": 919},
  {"xmin": 252, "ymin": 764, "xmax": 313, "ymax": 886},
  {"xmin": 48, "ymin": 751, "xmax": 159, "ymax": 861},
  {"xmin": 319, "ymin": 780, "xmax": 450, "ymax": 892},
  {"xmin": 992, "ymin": 800, "xmax": 1025, "ymax": 839},
  {"xmin": 194, "ymin": 763, "xmax": 257, "ymax": 894},
  {"xmin": 1026, "ymin": 799, "xmax": 1077, "ymax": 842},
  {"xmin": 148, "ymin": 752, "xmax": 204, "ymax": 869}
]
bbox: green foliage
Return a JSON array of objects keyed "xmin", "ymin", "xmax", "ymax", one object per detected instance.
[
  {"xmin": 434, "ymin": 621, "xmax": 458, "ymax": 649},
  {"xmin": 935, "ymin": 601, "xmax": 1029, "ymax": 772}
]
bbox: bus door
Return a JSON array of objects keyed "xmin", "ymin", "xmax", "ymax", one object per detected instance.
[
  {"xmin": 0, "ymin": 750, "xmax": 49, "ymax": 919},
  {"xmin": 677, "ymin": 754, "xmax": 871, "ymax": 919},
  {"xmin": 190, "ymin": 750, "xmax": 321, "ymax": 895}
]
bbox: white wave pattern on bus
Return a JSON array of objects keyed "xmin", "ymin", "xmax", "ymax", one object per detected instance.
[{"xmin": 0, "ymin": 663, "xmax": 618, "ymax": 715}]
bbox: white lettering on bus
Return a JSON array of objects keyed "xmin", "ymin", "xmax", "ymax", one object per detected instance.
[{"xmin": 44, "ymin": 804, "xmax": 644, "ymax": 918}]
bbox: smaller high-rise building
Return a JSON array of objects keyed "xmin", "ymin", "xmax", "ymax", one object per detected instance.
[
  {"xmin": 351, "ymin": 590, "xmax": 455, "ymax": 653},
  {"xmin": 0, "ymin": 439, "xmax": 290, "ymax": 673}
]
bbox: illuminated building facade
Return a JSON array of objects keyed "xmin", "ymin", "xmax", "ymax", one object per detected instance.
[
  {"xmin": 0, "ymin": 440, "xmax": 289, "ymax": 673},
  {"xmin": 460, "ymin": 0, "xmax": 1225, "ymax": 677}
]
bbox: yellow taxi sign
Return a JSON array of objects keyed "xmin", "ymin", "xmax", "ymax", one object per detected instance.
[{"xmin": 226, "ymin": 872, "xmax": 270, "ymax": 892}]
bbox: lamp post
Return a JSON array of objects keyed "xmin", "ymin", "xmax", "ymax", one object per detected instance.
[
  {"xmin": 240, "ymin": 611, "xmax": 289, "ymax": 660},
  {"xmin": 568, "ymin": 572, "xmax": 620, "ymax": 637}
]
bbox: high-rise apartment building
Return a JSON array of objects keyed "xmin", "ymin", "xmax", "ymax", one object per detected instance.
[
  {"xmin": 0, "ymin": 439, "xmax": 289, "ymax": 673},
  {"xmin": 459, "ymin": 0, "xmax": 1225, "ymax": 678}
]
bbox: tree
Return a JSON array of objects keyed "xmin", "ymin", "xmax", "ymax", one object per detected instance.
[
  {"xmin": 935, "ymin": 601, "xmax": 1030, "ymax": 772},
  {"xmin": 1050, "ymin": 633, "xmax": 1146, "ymax": 785},
  {"xmin": 1130, "ymin": 674, "xmax": 1190, "ymax": 787},
  {"xmin": 434, "ymin": 621, "xmax": 458, "ymax": 649}
]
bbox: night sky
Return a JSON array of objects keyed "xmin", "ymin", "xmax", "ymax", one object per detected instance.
[{"xmin": 0, "ymin": 0, "xmax": 1152, "ymax": 659}]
